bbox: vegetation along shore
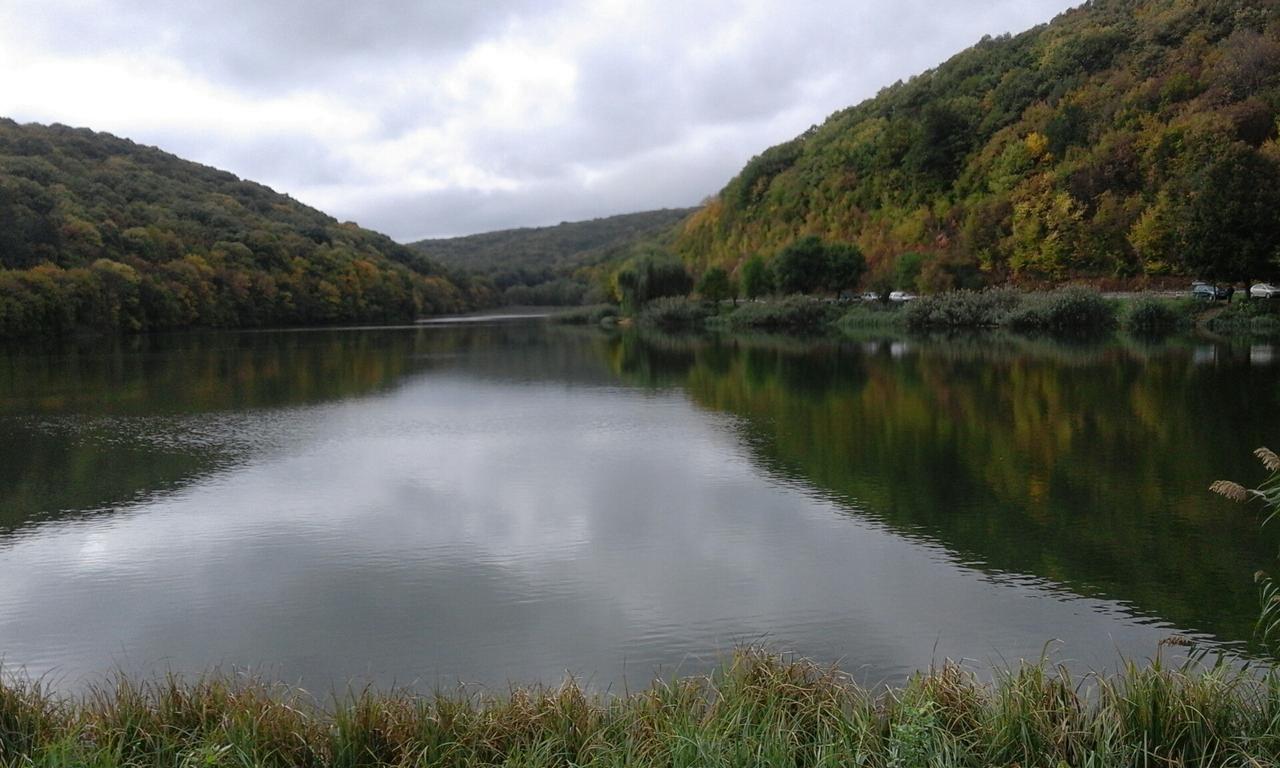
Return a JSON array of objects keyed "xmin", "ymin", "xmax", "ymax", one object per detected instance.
[{"xmin": 3, "ymin": 648, "xmax": 1280, "ymax": 767}]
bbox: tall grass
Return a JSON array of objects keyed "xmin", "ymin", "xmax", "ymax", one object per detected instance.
[
  {"xmin": 4, "ymin": 649, "xmax": 1280, "ymax": 767},
  {"xmin": 636, "ymin": 296, "xmax": 712, "ymax": 331},
  {"xmin": 727, "ymin": 296, "xmax": 839, "ymax": 333},
  {"xmin": 902, "ymin": 287, "xmax": 1119, "ymax": 332}
]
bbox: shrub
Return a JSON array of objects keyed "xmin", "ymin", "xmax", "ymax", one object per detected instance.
[
  {"xmin": 904, "ymin": 288, "xmax": 1022, "ymax": 329},
  {"xmin": 1206, "ymin": 299, "xmax": 1280, "ymax": 335},
  {"xmin": 1123, "ymin": 298, "xmax": 1188, "ymax": 334},
  {"xmin": 551, "ymin": 304, "xmax": 619, "ymax": 325},
  {"xmin": 1006, "ymin": 287, "xmax": 1117, "ymax": 331},
  {"xmin": 637, "ymin": 296, "xmax": 710, "ymax": 331},
  {"xmin": 728, "ymin": 296, "xmax": 839, "ymax": 333},
  {"xmin": 836, "ymin": 303, "xmax": 906, "ymax": 331}
]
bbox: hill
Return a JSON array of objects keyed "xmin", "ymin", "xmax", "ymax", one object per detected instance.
[
  {"xmin": 676, "ymin": 0, "xmax": 1280, "ymax": 292},
  {"xmin": 410, "ymin": 208, "xmax": 694, "ymax": 305},
  {"xmin": 0, "ymin": 120, "xmax": 491, "ymax": 338}
]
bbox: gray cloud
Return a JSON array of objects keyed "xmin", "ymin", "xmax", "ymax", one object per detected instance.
[{"xmin": 0, "ymin": 0, "xmax": 1079, "ymax": 240}]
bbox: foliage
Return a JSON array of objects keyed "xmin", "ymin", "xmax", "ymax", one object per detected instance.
[
  {"xmin": 5, "ymin": 649, "xmax": 1280, "ymax": 766},
  {"xmin": 834, "ymin": 302, "xmax": 907, "ymax": 331},
  {"xmin": 903, "ymin": 287, "xmax": 1116, "ymax": 331},
  {"xmin": 550, "ymin": 304, "xmax": 619, "ymax": 326},
  {"xmin": 739, "ymin": 253, "xmax": 775, "ymax": 299},
  {"xmin": 904, "ymin": 288, "xmax": 1023, "ymax": 328},
  {"xmin": 1123, "ymin": 297, "xmax": 1192, "ymax": 334},
  {"xmin": 773, "ymin": 235, "xmax": 866, "ymax": 295},
  {"xmin": 636, "ymin": 296, "xmax": 710, "ymax": 331},
  {"xmin": 1206, "ymin": 298, "xmax": 1280, "ymax": 335},
  {"xmin": 677, "ymin": 0, "xmax": 1280, "ymax": 288},
  {"xmin": 1211, "ymin": 448, "xmax": 1280, "ymax": 654},
  {"xmin": 612, "ymin": 248, "xmax": 693, "ymax": 314},
  {"xmin": 727, "ymin": 296, "xmax": 839, "ymax": 333},
  {"xmin": 696, "ymin": 265, "xmax": 734, "ymax": 304},
  {"xmin": 410, "ymin": 209, "xmax": 694, "ymax": 307},
  {"xmin": 0, "ymin": 121, "xmax": 492, "ymax": 338},
  {"xmin": 1005, "ymin": 287, "xmax": 1118, "ymax": 331},
  {"xmin": 893, "ymin": 251, "xmax": 928, "ymax": 291}
]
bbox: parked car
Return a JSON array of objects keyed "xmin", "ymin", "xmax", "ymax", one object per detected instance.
[
  {"xmin": 889, "ymin": 291, "xmax": 918, "ymax": 303},
  {"xmin": 860, "ymin": 291, "xmax": 880, "ymax": 302},
  {"xmin": 1251, "ymin": 283, "xmax": 1280, "ymax": 299},
  {"xmin": 1191, "ymin": 282, "xmax": 1231, "ymax": 301}
]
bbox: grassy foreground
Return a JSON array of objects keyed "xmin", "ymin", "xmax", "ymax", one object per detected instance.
[{"xmin": 3, "ymin": 649, "xmax": 1280, "ymax": 767}]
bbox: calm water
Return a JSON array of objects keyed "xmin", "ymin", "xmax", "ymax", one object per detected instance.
[{"xmin": 1, "ymin": 320, "xmax": 1278, "ymax": 692}]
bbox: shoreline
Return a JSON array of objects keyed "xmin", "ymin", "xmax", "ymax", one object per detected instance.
[{"xmin": 3, "ymin": 648, "xmax": 1276, "ymax": 766}]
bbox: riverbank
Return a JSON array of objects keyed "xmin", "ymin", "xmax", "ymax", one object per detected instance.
[
  {"xmin": 2, "ymin": 649, "xmax": 1276, "ymax": 766},
  {"xmin": 556, "ymin": 289, "xmax": 1280, "ymax": 339}
]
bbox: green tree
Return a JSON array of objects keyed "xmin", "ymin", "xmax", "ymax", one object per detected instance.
[
  {"xmin": 740, "ymin": 254, "xmax": 774, "ymax": 299},
  {"xmin": 894, "ymin": 252, "xmax": 927, "ymax": 291},
  {"xmin": 774, "ymin": 236, "xmax": 865, "ymax": 295},
  {"xmin": 613, "ymin": 249, "xmax": 692, "ymax": 313},
  {"xmin": 774, "ymin": 236, "xmax": 829, "ymax": 294},
  {"xmin": 697, "ymin": 266, "xmax": 733, "ymax": 305},
  {"xmin": 824, "ymin": 243, "xmax": 867, "ymax": 294}
]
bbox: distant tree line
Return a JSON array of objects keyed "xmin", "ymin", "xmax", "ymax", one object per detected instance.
[
  {"xmin": 409, "ymin": 209, "xmax": 695, "ymax": 308},
  {"xmin": 0, "ymin": 120, "xmax": 492, "ymax": 338}
]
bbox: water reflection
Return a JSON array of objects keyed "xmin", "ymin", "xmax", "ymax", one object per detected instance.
[
  {"xmin": 0, "ymin": 324, "xmax": 1275, "ymax": 693},
  {"xmin": 608, "ymin": 330, "xmax": 1280, "ymax": 645}
]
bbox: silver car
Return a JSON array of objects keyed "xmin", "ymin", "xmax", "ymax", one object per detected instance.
[{"xmin": 1251, "ymin": 283, "xmax": 1280, "ymax": 299}]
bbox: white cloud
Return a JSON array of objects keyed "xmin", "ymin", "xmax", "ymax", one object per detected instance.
[{"xmin": 0, "ymin": 0, "xmax": 1078, "ymax": 239}]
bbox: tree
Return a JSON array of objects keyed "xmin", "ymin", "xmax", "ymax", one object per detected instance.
[
  {"xmin": 774, "ymin": 236, "xmax": 865, "ymax": 295},
  {"xmin": 740, "ymin": 254, "xmax": 774, "ymax": 299},
  {"xmin": 774, "ymin": 235, "xmax": 829, "ymax": 294},
  {"xmin": 1131, "ymin": 143, "xmax": 1280, "ymax": 281},
  {"xmin": 894, "ymin": 252, "xmax": 927, "ymax": 291},
  {"xmin": 697, "ymin": 266, "xmax": 733, "ymax": 305},
  {"xmin": 824, "ymin": 243, "xmax": 867, "ymax": 294},
  {"xmin": 612, "ymin": 248, "xmax": 692, "ymax": 313}
]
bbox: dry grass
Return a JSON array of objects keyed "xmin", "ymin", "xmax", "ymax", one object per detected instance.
[{"xmin": 4, "ymin": 649, "xmax": 1280, "ymax": 767}]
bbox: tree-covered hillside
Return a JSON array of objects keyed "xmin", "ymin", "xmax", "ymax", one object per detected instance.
[
  {"xmin": 410, "ymin": 208, "xmax": 694, "ymax": 305},
  {"xmin": 0, "ymin": 120, "xmax": 491, "ymax": 338},
  {"xmin": 677, "ymin": 0, "xmax": 1280, "ymax": 291}
]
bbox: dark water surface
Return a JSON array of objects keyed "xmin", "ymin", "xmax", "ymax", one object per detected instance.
[{"xmin": 1, "ymin": 321, "xmax": 1277, "ymax": 691}]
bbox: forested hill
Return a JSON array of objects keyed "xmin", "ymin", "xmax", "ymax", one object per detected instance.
[
  {"xmin": 0, "ymin": 120, "xmax": 491, "ymax": 338},
  {"xmin": 677, "ymin": 0, "xmax": 1280, "ymax": 291},
  {"xmin": 410, "ymin": 208, "xmax": 694, "ymax": 305}
]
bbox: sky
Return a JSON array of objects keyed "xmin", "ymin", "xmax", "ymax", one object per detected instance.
[{"xmin": 0, "ymin": 0, "xmax": 1078, "ymax": 242}]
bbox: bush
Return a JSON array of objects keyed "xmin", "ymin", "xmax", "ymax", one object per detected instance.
[
  {"xmin": 1123, "ymin": 298, "xmax": 1188, "ymax": 335},
  {"xmin": 637, "ymin": 296, "xmax": 710, "ymax": 331},
  {"xmin": 1206, "ymin": 299, "xmax": 1280, "ymax": 335},
  {"xmin": 550, "ymin": 304, "xmax": 619, "ymax": 325},
  {"xmin": 1006, "ymin": 287, "xmax": 1117, "ymax": 331},
  {"xmin": 904, "ymin": 288, "xmax": 1022, "ymax": 329},
  {"xmin": 728, "ymin": 296, "xmax": 839, "ymax": 333},
  {"xmin": 836, "ymin": 303, "xmax": 906, "ymax": 331}
]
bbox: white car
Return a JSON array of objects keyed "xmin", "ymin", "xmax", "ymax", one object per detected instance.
[
  {"xmin": 1251, "ymin": 283, "xmax": 1280, "ymax": 299},
  {"xmin": 888, "ymin": 291, "xmax": 918, "ymax": 302}
]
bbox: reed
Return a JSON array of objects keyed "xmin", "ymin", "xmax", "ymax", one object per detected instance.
[{"xmin": 5, "ymin": 648, "xmax": 1280, "ymax": 767}]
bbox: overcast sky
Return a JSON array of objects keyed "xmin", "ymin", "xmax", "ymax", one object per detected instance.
[{"xmin": 0, "ymin": 1, "xmax": 1077, "ymax": 241}]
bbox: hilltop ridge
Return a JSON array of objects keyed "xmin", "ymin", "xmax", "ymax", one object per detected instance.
[
  {"xmin": 0, "ymin": 120, "xmax": 491, "ymax": 338},
  {"xmin": 676, "ymin": 0, "xmax": 1280, "ymax": 291}
]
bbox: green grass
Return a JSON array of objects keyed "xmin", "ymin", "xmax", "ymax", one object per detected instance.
[
  {"xmin": 1205, "ymin": 299, "xmax": 1280, "ymax": 336},
  {"xmin": 4, "ymin": 649, "xmax": 1280, "ymax": 767}
]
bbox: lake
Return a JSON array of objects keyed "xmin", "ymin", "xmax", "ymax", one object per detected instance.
[{"xmin": 1, "ymin": 318, "xmax": 1278, "ymax": 692}]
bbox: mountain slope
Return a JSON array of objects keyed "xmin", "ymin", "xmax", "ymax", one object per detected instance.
[
  {"xmin": 0, "ymin": 120, "xmax": 491, "ymax": 338},
  {"xmin": 410, "ymin": 208, "xmax": 694, "ymax": 305},
  {"xmin": 676, "ymin": 0, "xmax": 1280, "ymax": 290}
]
